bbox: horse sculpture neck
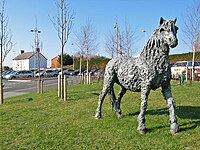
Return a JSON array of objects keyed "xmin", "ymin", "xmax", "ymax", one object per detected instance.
[{"xmin": 139, "ymin": 30, "xmax": 170, "ymax": 64}]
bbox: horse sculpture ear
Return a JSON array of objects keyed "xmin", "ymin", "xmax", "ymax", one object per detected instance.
[
  {"xmin": 174, "ymin": 18, "xmax": 177, "ymax": 24},
  {"xmin": 160, "ymin": 17, "xmax": 165, "ymax": 25}
]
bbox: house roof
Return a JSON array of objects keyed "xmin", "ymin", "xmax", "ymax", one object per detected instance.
[
  {"xmin": 51, "ymin": 55, "xmax": 60, "ymax": 60},
  {"xmin": 13, "ymin": 52, "xmax": 34, "ymax": 60},
  {"xmin": 13, "ymin": 51, "xmax": 47, "ymax": 60}
]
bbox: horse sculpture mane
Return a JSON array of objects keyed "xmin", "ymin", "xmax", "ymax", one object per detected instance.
[{"xmin": 95, "ymin": 17, "xmax": 179, "ymax": 134}]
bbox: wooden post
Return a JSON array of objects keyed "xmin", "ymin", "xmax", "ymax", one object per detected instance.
[
  {"xmin": 84, "ymin": 73, "xmax": 86, "ymax": 84},
  {"xmin": 37, "ymin": 79, "xmax": 41, "ymax": 94},
  {"xmin": 61, "ymin": 76, "xmax": 64, "ymax": 99},
  {"xmin": 40, "ymin": 80, "xmax": 43, "ymax": 93},
  {"xmin": 64, "ymin": 75, "xmax": 67, "ymax": 101},
  {"xmin": 0, "ymin": 82, "xmax": 3, "ymax": 104},
  {"xmin": 185, "ymin": 67, "xmax": 188, "ymax": 82},
  {"xmin": 58, "ymin": 75, "xmax": 61, "ymax": 97},
  {"xmin": 82, "ymin": 73, "xmax": 84, "ymax": 84},
  {"xmin": 89, "ymin": 73, "xmax": 91, "ymax": 85}
]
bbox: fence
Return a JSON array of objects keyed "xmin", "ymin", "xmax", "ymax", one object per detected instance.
[{"xmin": 67, "ymin": 73, "xmax": 104, "ymax": 85}]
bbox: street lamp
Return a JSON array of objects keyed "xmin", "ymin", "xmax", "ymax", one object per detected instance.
[
  {"xmin": 30, "ymin": 29, "xmax": 41, "ymax": 49},
  {"xmin": 114, "ymin": 20, "xmax": 119, "ymax": 57},
  {"xmin": 71, "ymin": 43, "xmax": 75, "ymax": 70},
  {"xmin": 142, "ymin": 30, "xmax": 147, "ymax": 44},
  {"xmin": 30, "ymin": 27, "xmax": 42, "ymax": 93}
]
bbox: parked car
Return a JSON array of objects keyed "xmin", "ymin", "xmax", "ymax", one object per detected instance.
[
  {"xmin": 89, "ymin": 69, "xmax": 99, "ymax": 75},
  {"xmin": 59, "ymin": 69, "xmax": 75, "ymax": 75},
  {"xmin": 2, "ymin": 70, "xmax": 15, "ymax": 78},
  {"xmin": 4, "ymin": 70, "xmax": 33, "ymax": 79},
  {"xmin": 71, "ymin": 70, "xmax": 80, "ymax": 76},
  {"xmin": 171, "ymin": 60, "xmax": 200, "ymax": 79},
  {"xmin": 35, "ymin": 70, "xmax": 59, "ymax": 77},
  {"xmin": 80, "ymin": 69, "xmax": 99, "ymax": 76},
  {"xmin": 93, "ymin": 69, "xmax": 104, "ymax": 76}
]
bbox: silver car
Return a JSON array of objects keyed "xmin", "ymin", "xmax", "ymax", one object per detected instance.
[{"xmin": 4, "ymin": 70, "xmax": 33, "ymax": 79}]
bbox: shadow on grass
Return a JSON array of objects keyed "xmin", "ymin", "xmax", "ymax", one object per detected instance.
[
  {"xmin": 5, "ymin": 98, "xmax": 33, "ymax": 104},
  {"xmin": 66, "ymin": 92, "xmax": 100, "ymax": 101},
  {"xmin": 176, "ymin": 106, "xmax": 200, "ymax": 132},
  {"xmin": 128, "ymin": 106, "xmax": 200, "ymax": 119},
  {"xmin": 176, "ymin": 106, "xmax": 200, "ymax": 119},
  {"xmin": 127, "ymin": 107, "xmax": 168, "ymax": 117},
  {"xmin": 127, "ymin": 106, "xmax": 200, "ymax": 132}
]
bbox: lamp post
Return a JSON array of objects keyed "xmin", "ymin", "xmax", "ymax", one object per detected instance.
[
  {"xmin": 142, "ymin": 30, "xmax": 147, "ymax": 44},
  {"xmin": 71, "ymin": 43, "xmax": 74, "ymax": 70},
  {"xmin": 30, "ymin": 26, "xmax": 41, "ymax": 93},
  {"xmin": 114, "ymin": 19, "xmax": 119, "ymax": 57}
]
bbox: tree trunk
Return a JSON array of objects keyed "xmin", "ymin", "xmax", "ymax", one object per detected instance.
[{"xmin": 0, "ymin": 24, "xmax": 3, "ymax": 104}]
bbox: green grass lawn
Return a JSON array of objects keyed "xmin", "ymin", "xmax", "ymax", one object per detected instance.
[{"xmin": 0, "ymin": 80, "xmax": 200, "ymax": 149}]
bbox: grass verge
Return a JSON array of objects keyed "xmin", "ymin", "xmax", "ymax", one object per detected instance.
[{"xmin": 0, "ymin": 81, "xmax": 200, "ymax": 149}]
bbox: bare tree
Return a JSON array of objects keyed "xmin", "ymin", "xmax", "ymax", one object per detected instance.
[
  {"xmin": 74, "ymin": 20, "xmax": 97, "ymax": 84},
  {"xmin": 0, "ymin": 0, "xmax": 13, "ymax": 104},
  {"xmin": 105, "ymin": 19, "xmax": 138, "ymax": 58},
  {"xmin": 122, "ymin": 22, "xmax": 138, "ymax": 56},
  {"xmin": 182, "ymin": 1, "xmax": 200, "ymax": 81},
  {"xmin": 105, "ymin": 30, "xmax": 115, "ymax": 58},
  {"xmin": 50, "ymin": 0, "xmax": 74, "ymax": 99}
]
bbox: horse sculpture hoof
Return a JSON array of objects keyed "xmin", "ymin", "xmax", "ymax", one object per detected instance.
[
  {"xmin": 170, "ymin": 123, "xmax": 179, "ymax": 134},
  {"xmin": 138, "ymin": 128, "xmax": 147, "ymax": 134},
  {"xmin": 117, "ymin": 114, "xmax": 124, "ymax": 119},
  {"xmin": 95, "ymin": 112, "xmax": 101, "ymax": 119},
  {"xmin": 137, "ymin": 126, "xmax": 147, "ymax": 134},
  {"xmin": 116, "ymin": 112, "xmax": 123, "ymax": 118}
]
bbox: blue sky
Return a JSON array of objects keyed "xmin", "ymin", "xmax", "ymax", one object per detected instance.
[{"xmin": 3, "ymin": 0, "xmax": 198, "ymax": 67}]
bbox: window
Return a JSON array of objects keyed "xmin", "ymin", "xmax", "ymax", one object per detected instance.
[
  {"xmin": 173, "ymin": 62, "xmax": 187, "ymax": 67},
  {"xmin": 187, "ymin": 61, "xmax": 200, "ymax": 67}
]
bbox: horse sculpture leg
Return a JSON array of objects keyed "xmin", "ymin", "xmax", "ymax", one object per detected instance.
[
  {"xmin": 162, "ymin": 83, "xmax": 179, "ymax": 134},
  {"xmin": 115, "ymin": 86, "xmax": 126, "ymax": 118},
  {"xmin": 109, "ymin": 86, "xmax": 117, "ymax": 110},
  {"xmin": 137, "ymin": 85, "xmax": 150, "ymax": 134},
  {"xmin": 95, "ymin": 84, "xmax": 110, "ymax": 119},
  {"xmin": 95, "ymin": 71, "xmax": 115, "ymax": 119}
]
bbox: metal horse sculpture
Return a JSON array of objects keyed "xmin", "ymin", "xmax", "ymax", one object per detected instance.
[{"xmin": 95, "ymin": 17, "xmax": 179, "ymax": 134}]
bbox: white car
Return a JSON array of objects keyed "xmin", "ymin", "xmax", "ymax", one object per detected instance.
[
  {"xmin": 59, "ymin": 69, "xmax": 74, "ymax": 75},
  {"xmin": 35, "ymin": 70, "xmax": 59, "ymax": 77},
  {"xmin": 171, "ymin": 60, "xmax": 200, "ymax": 79}
]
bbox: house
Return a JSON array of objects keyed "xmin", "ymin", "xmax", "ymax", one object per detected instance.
[
  {"xmin": 51, "ymin": 55, "xmax": 60, "ymax": 68},
  {"xmin": 12, "ymin": 50, "xmax": 47, "ymax": 71}
]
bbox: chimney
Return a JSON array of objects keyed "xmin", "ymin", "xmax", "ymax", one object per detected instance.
[{"xmin": 21, "ymin": 50, "xmax": 24, "ymax": 54}]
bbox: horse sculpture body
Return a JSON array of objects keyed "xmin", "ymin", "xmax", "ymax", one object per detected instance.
[{"xmin": 95, "ymin": 17, "xmax": 179, "ymax": 134}]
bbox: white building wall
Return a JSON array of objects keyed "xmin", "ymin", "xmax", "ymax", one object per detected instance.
[
  {"xmin": 12, "ymin": 59, "xmax": 29, "ymax": 71},
  {"xmin": 13, "ymin": 53, "xmax": 47, "ymax": 70},
  {"xmin": 12, "ymin": 60, "xmax": 19, "ymax": 71},
  {"xmin": 23, "ymin": 59, "xmax": 29, "ymax": 70}
]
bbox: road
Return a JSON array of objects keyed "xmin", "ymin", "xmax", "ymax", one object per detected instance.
[
  {"xmin": 3, "ymin": 77, "xmax": 59, "ymax": 98},
  {"xmin": 3, "ymin": 75, "xmax": 96, "ymax": 98}
]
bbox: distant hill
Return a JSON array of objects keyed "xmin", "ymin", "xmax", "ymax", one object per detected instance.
[
  {"xmin": 66, "ymin": 56, "xmax": 110, "ymax": 70},
  {"xmin": 65, "ymin": 52, "xmax": 200, "ymax": 70},
  {"xmin": 169, "ymin": 51, "xmax": 200, "ymax": 64}
]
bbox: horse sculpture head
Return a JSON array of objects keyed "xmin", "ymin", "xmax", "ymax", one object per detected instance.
[{"xmin": 157, "ymin": 17, "xmax": 178, "ymax": 48}]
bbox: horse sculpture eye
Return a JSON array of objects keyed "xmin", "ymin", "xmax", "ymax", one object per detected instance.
[{"xmin": 160, "ymin": 28, "xmax": 165, "ymax": 32}]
